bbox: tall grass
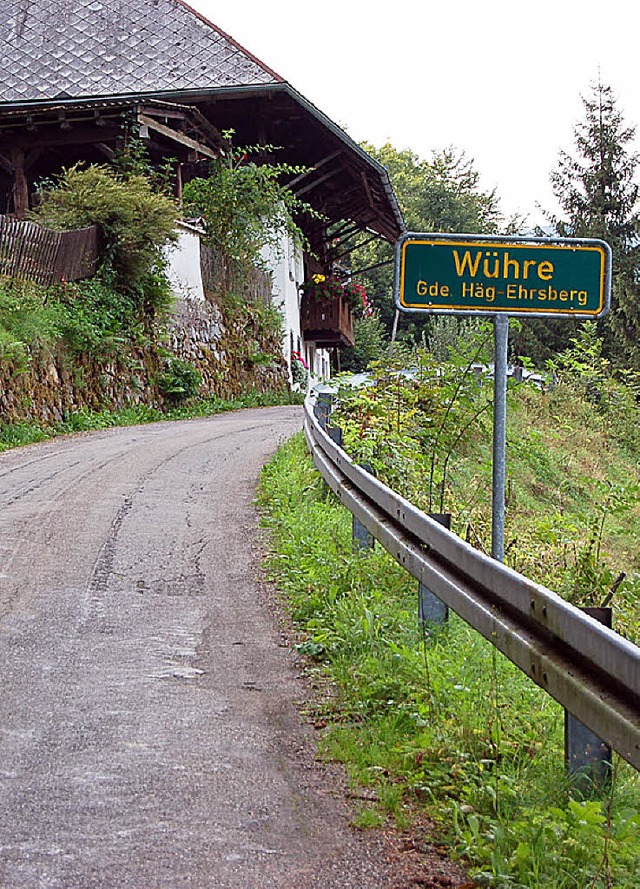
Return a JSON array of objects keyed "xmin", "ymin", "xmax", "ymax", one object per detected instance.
[{"xmin": 258, "ymin": 433, "xmax": 640, "ymax": 888}]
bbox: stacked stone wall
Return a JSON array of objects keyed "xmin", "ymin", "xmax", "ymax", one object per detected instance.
[{"xmin": 0, "ymin": 293, "xmax": 288, "ymax": 425}]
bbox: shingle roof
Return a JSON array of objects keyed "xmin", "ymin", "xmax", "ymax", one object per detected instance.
[{"xmin": 0, "ymin": 0, "xmax": 282, "ymax": 104}]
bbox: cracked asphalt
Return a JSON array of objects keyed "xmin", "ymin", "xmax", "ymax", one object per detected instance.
[{"xmin": 0, "ymin": 406, "xmax": 436, "ymax": 889}]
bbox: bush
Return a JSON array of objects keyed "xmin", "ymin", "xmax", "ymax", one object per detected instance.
[
  {"xmin": 183, "ymin": 133, "xmax": 317, "ymax": 270},
  {"xmin": 32, "ymin": 164, "xmax": 178, "ymax": 285},
  {"xmin": 158, "ymin": 358, "xmax": 202, "ymax": 404},
  {"xmin": 341, "ymin": 310, "xmax": 387, "ymax": 373}
]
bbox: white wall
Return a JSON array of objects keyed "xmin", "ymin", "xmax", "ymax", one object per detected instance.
[
  {"xmin": 261, "ymin": 235, "xmax": 331, "ymax": 387},
  {"xmin": 164, "ymin": 221, "xmax": 205, "ymax": 302},
  {"xmin": 165, "ymin": 223, "xmax": 331, "ymax": 387}
]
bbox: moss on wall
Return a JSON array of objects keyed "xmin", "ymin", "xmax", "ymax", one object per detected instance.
[{"xmin": 0, "ymin": 290, "xmax": 289, "ymax": 426}]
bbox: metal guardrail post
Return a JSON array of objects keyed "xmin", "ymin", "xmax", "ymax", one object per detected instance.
[
  {"xmin": 353, "ymin": 461, "xmax": 375, "ymax": 553},
  {"xmin": 419, "ymin": 514, "xmax": 451, "ymax": 625},
  {"xmin": 565, "ymin": 607, "xmax": 613, "ymax": 793},
  {"xmin": 313, "ymin": 392, "xmax": 332, "ymax": 431}
]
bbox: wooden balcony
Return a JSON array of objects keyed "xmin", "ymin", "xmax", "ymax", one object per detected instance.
[{"xmin": 300, "ymin": 293, "xmax": 355, "ymax": 347}]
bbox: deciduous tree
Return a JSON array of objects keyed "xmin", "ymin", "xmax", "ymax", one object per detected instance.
[{"xmin": 348, "ymin": 143, "xmax": 506, "ymax": 350}]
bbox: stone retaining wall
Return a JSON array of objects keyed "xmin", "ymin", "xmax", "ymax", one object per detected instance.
[{"xmin": 0, "ymin": 292, "xmax": 289, "ymax": 426}]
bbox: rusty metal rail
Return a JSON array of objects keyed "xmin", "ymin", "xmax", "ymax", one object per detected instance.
[{"xmin": 304, "ymin": 397, "xmax": 640, "ymax": 771}]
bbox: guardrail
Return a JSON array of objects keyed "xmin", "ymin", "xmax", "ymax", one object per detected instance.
[{"xmin": 303, "ymin": 397, "xmax": 640, "ymax": 772}]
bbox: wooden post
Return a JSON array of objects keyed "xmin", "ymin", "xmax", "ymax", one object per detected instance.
[{"xmin": 10, "ymin": 147, "xmax": 29, "ymax": 218}]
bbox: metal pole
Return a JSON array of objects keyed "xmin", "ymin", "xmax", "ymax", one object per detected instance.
[
  {"xmin": 565, "ymin": 607, "xmax": 613, "ymax": 795},
  {"xmin": 389, "ymin": 309, "xmax": 400, "ymax": 357},
  {"xmin": 492, "ymin": 315, "xmax": 509, "ymax": 562},
  {"xmin": 419, "ymin": 513, "xmax": 451, "ymax": 625}
]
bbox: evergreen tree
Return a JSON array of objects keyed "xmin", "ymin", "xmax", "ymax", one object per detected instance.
[{"xmin": 544, "ymin": 80, "xmax": 640, "ymax": 369}]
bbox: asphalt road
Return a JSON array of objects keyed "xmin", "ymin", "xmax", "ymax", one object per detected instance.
[{"xmin": 0, "ymin": 407, "xmax": 433, "ymax": 889}]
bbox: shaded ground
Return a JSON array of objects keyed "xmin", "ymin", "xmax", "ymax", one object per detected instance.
[{"xmin": 0, "ymin": 407, "xmax": 469, "ymax": 888}]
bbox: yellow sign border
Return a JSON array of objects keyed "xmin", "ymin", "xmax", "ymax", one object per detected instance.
[{"xmin": 398, "ymin": 237, "xmax": 609, "ymax": 316}]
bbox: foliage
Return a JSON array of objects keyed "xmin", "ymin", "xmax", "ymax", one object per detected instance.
[
  {"xmin": 290, "ymin": 352, "xmax": 309, "ymax": 389},
  {"xmin": 32, "ymin": 163, "xmax": 179, "ymax": 285},
  {"xmin": 344, "ymin": 142, "xmax": 510, "ymax": 346},
  {"xmin": 0, "ymin": 270, "xmax": 173, "ymax": 368},
  {"xmin": 110, "ymin": 132, "xmax": 177, "ymax": 196},
  {"xmin": 333, "ymin": 324, "xmax": 494, "ymax": 513},
  {"xmin": 341, "ymin": 311, "xmax": 387, "ymax": 373},
  {"xmin": 158, "ymin": 358, "xmax": 202, "ymax": 404},
  {"xmin": 332, "ymin": 326, "xmax": 640, "ymax": 638},
  {"xmin": 183, "ymin": 132, "xmax": 318, "ymax": 271},
  {"xmin": 541, "ymin": 80, "xmax": 640, "ymax": 370},
  {"xmin": 301, "ymin": 273, "xmax": 368, "ymax": 312},
  {"xmin": 258, "ymin": 433, "xmax": 640, "ymax": 888},
  {"xmin": 0, "ymin": 277, "xmax": 61, "ymax": 365}
]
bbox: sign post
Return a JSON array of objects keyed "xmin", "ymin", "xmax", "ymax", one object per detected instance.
[
  {"xmin": 492, "ymin": 315, "xmax": 509, "ymax": 562},
  {"xmin": 394, "ymin": 232, "xmax": 612, "ymax": 561}
]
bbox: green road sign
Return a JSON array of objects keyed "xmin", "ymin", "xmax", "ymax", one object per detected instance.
[{"xmin": 395, "ymin": 233, "xmax": 612, "ymax": 318}]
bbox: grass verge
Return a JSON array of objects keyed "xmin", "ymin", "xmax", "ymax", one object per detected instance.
[
  {"xmin": 0, "ymin": 389, "xmax": 303, "ymax": 453},
  {"xmin": 258, "ymin": 432, "xmax": 640, "ymax": 889}
]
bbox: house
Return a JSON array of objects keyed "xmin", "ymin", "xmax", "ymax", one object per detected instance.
[{"xmin": 0, "ymin": 0, "xmax": 404, "ymax": 381}]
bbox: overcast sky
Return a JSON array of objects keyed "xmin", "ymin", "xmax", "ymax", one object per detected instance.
[{"xmin": 190, "ymin": 0, "xmax": 640, "ymax": 227}]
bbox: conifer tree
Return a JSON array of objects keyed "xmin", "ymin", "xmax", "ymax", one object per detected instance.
[{"xmin": 547, "ymin": 80, "xmax": 640, "ymax": 369}]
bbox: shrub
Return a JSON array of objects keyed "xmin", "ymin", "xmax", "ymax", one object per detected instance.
[
  {"xmin": 183, "ymin": 132, "xmax": 317, "ymax": 270},
  {"xmin": 32, "ymin": 164, "xmax": 178, "ymax": 285},
  {"xmin": 158, "ymin": 358, "xmax": 202, "ymax": 404}
]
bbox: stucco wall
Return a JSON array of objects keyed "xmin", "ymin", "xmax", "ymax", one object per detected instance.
[
  {"xmin": 164, "ymin": 221, "xmax": 206, "ymax": 303},
  {"xmin": 261, "ymin": 236, "xmax": 331, "ymax": 386}
]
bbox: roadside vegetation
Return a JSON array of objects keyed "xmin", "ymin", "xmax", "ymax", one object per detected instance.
[
  {"xmin": 258, "ymin": 325, "xmax": 640, "ymax": 888},
  {"xmin": 0, "ymin": 135, "xmax": 304, "ymax": 429},
  {"xmin": 333, "ymin": 322, "xmax": 640, "ymax": 640},
  {"xmin": 0, "ymin": 389, "xmax": 302, "ymax": 454}
]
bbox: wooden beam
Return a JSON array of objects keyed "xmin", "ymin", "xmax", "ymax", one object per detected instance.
[
  {"xmin": 360, "ymin": 171, "xmax": 376, "ymax": 212},
  {"xmin": 10, "ymin": 147, "xmax": 29, "ymax": 218},
  {"xmin": 287, "ymin": 149, "xmax": 342, "ymax": 189},
  {"xmin": 137, "ymin": 113, "xmax": 218, "ymax": 160},
  {"xmin": 0, "ymin": 123, "xmax": 121, "ymax": 151},
  {"xmin": 96, "ymin": 143, "xmax": 116, "ymax": 160},
  {"xmin": 295, "ymin": 166, "xmax": 343, "ymax": 197},
  {"xmin": 24, "ymin": 148, "xmax": 43, "ymax": 171},
  {"xmin": 0, "ymin": 152, "xmax": 13, "ymax": 175},
  {"xmin": 139, "ymin": 105, "xmax": 188, "ymax": 121},
  {"xmin": 329, "ymin": 232, "xmax": 380, "ymax": 262}
]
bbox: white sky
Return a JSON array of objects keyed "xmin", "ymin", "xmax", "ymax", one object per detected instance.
[{"xmin": 190, "ymin": 0, "xmax": 640, "ymax": 227}]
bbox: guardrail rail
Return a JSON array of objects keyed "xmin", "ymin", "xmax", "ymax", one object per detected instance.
[{"xmin": 303, "ymin": 397, "xmax": 640, "ymax": 771}]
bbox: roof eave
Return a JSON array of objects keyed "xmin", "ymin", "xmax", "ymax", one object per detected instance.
[{"xmin": 0, "ymin": 82, "xmax": 406, "ymax": 240}]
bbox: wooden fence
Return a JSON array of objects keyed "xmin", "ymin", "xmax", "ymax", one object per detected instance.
[
  {"xmin": 200, "ymin": 244, "xmax": 272, "ymax": 305},
  {"xmin": 0, "ymin": 216, "xmax": 100, "ymax": 286}
]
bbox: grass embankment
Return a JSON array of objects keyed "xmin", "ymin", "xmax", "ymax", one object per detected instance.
[{"xmin": 257, "ymin": 347, "xmax": 640, "ymax": 887}]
